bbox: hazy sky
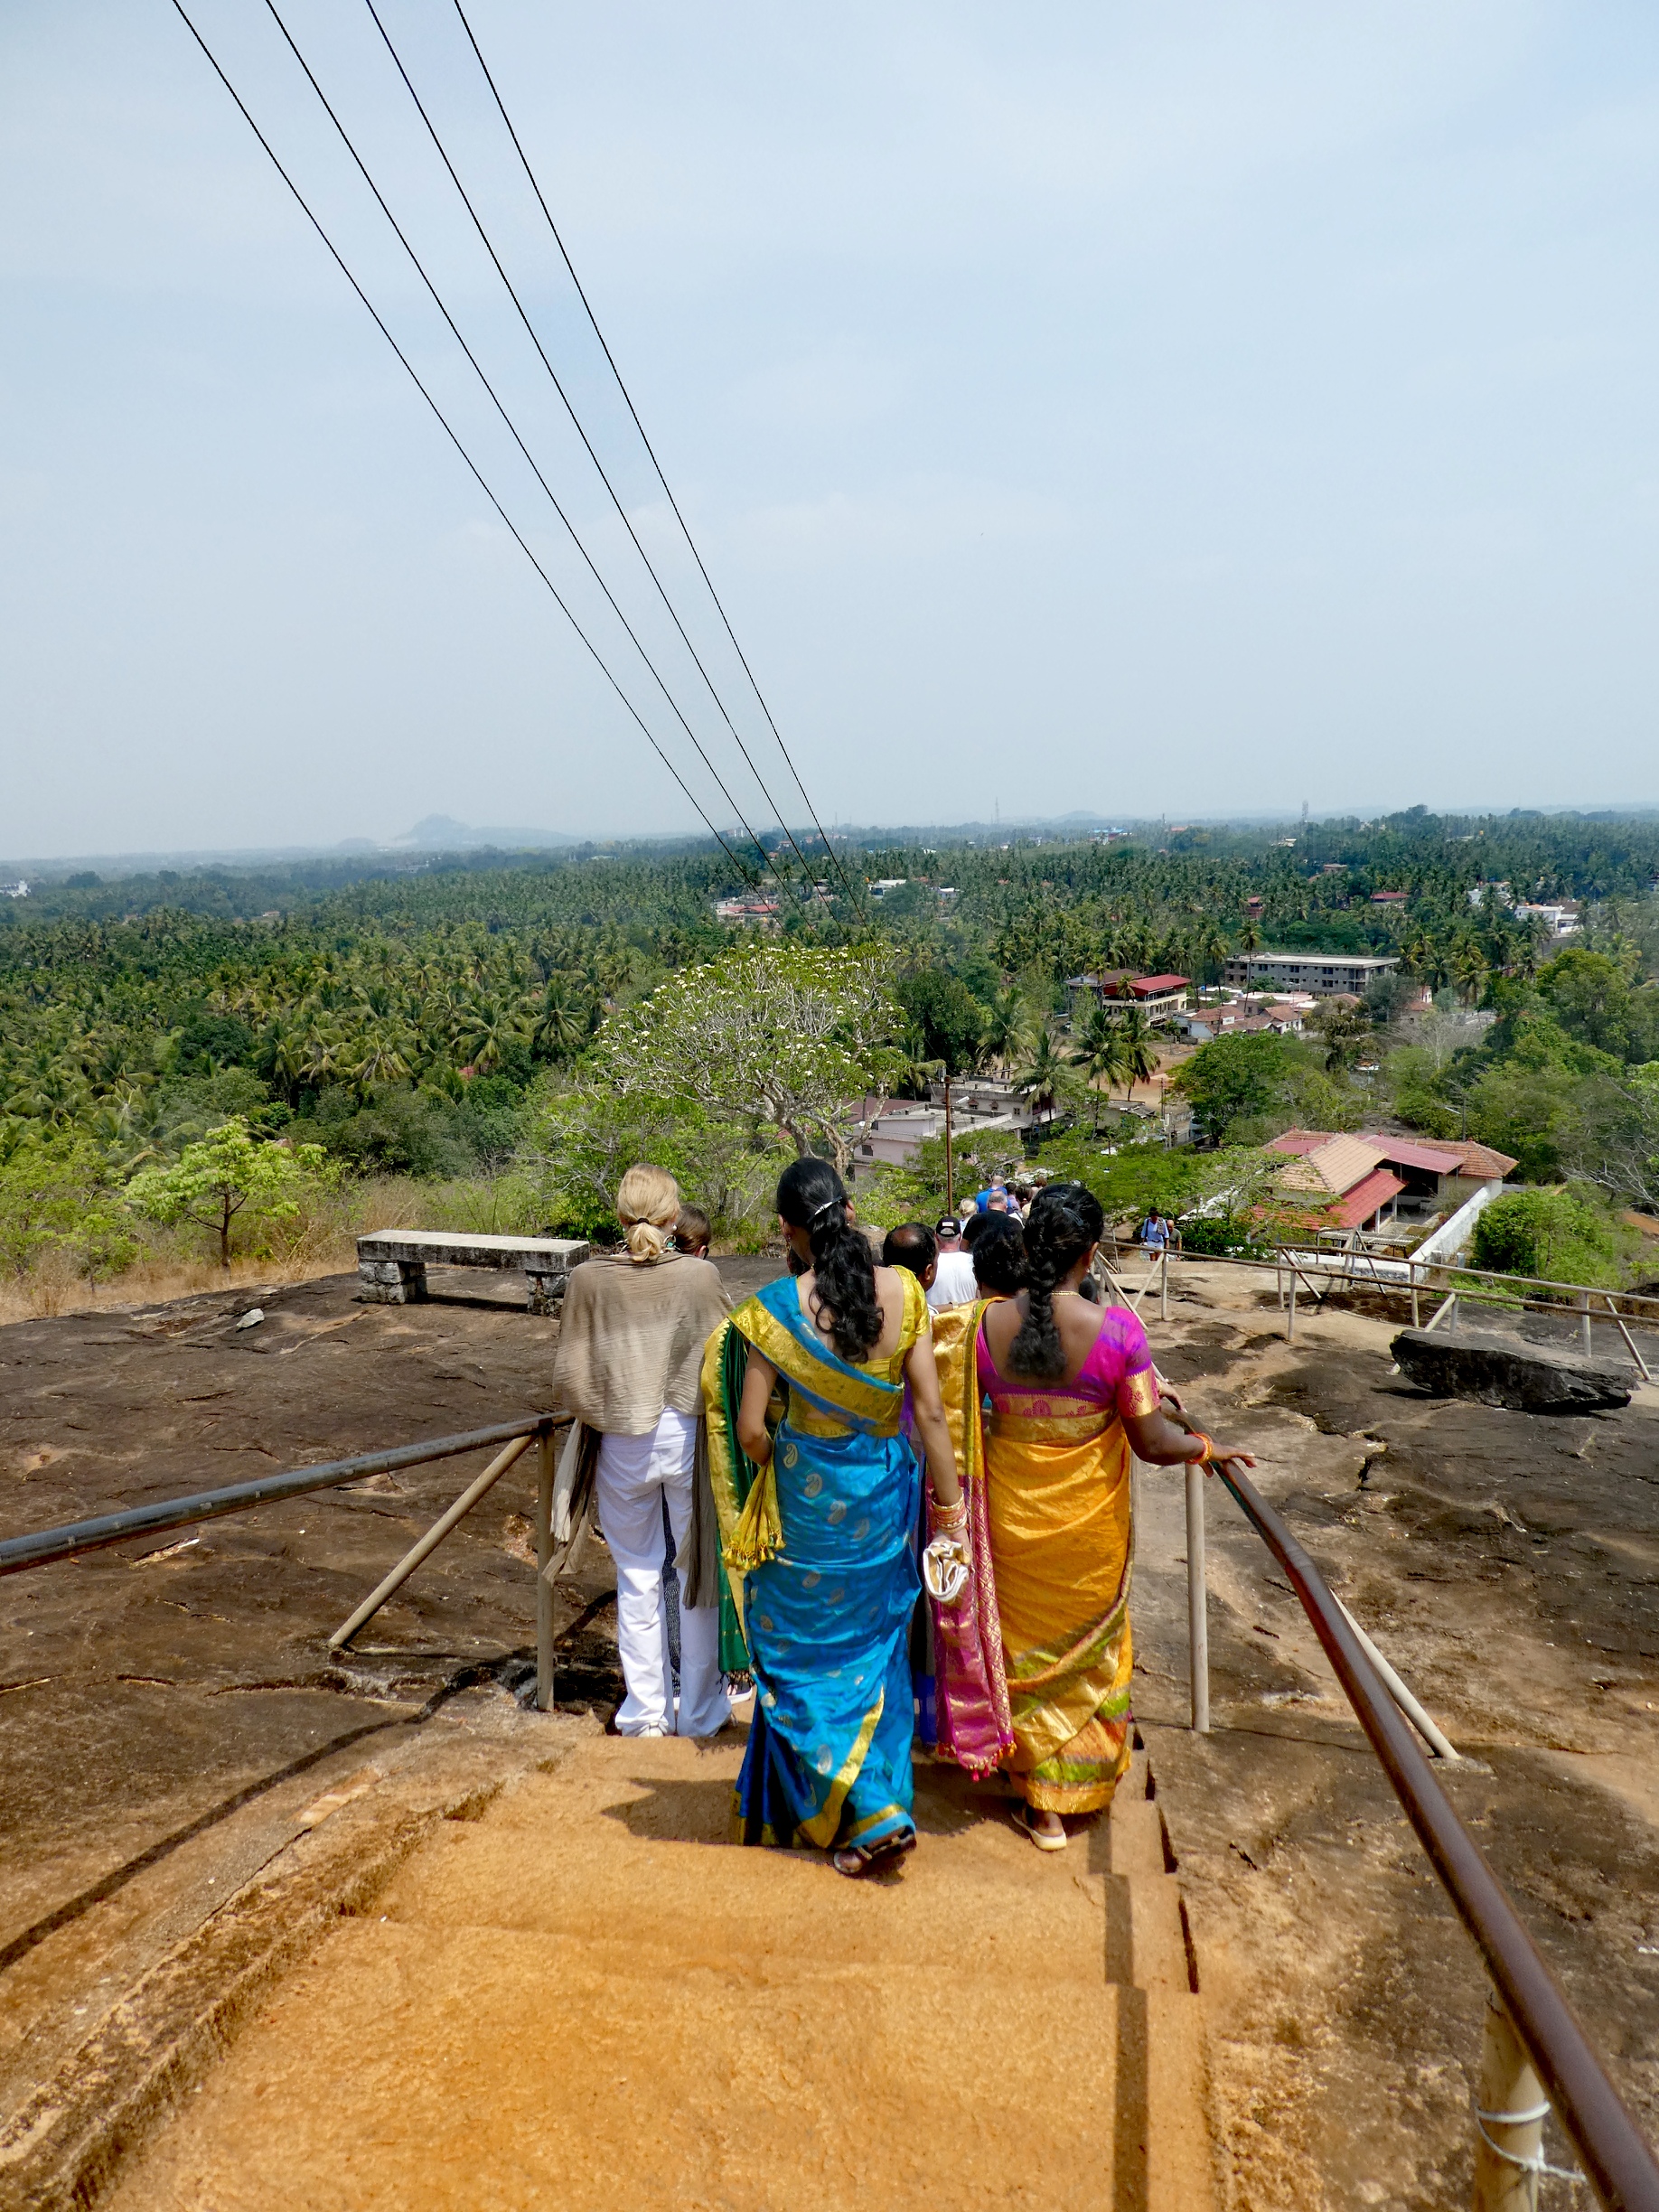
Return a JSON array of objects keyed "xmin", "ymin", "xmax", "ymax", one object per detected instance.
[{"xmin": 5, "ymin": 1, "xmax": 1659, "ymax": 857}]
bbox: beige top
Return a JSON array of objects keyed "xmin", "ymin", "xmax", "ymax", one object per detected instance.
[{"xmin": 551, "ymin": 1251, "xmax": 731, "ymax": 1436}]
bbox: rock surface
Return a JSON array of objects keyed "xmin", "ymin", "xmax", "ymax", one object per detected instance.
[{"xmin": 1391, "ymin": 1326, "xmax": 1634, "ymax": 1411}]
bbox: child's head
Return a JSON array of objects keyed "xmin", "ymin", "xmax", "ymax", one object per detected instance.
[{"xmin": 674, "ymin": 1204, "xmax": 712, "ymax": 1257}]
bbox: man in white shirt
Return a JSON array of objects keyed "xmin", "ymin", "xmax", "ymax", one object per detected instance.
[{"xmin": 926, "ymin": 1216, "xmax": 979, "ymax": 1308}]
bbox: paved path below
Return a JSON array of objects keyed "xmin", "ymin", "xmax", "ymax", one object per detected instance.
[{"xmin": 102, "ymin": 1727, "xmax": 1210, "ymax": 2212}]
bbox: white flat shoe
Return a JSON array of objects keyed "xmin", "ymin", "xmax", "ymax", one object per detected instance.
[{"xmin": 1020, "ymin": 1805, "xmax": 1067, "ymax": 1852}]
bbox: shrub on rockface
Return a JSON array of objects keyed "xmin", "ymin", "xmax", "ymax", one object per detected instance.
[{"xmin": 1469, "ymin": 1186, "xmax": 1632, "ymax": 1292}]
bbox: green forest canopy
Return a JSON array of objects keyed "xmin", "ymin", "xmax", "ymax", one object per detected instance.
[{"xmin": 3, "ymin": 804, "xmax": 1659, "ymax": 1261}]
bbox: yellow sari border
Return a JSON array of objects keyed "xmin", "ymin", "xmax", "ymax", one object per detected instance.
[
  {"xmin": 799, "ymin": 1689, "xmax": 886, "ymax": 1848},
  {"xmin": 734, "ymin": 1298, "xmax": 900, "ymax": 1429},
  {"xmin": 1120, "ymin": 1367, "xmax": 1160, "ymax": 1419},
  {"xmin": 988, "ymin": 1407, "xmax": 1113, "ymax": 1445},
  {"xmin": 789, "ymin": 1399, "xmax": 902, "ymax": 1440}
]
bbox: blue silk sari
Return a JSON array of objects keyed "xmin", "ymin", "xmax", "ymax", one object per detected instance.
[{"xmin": 701, "ymin": 1270, "xmax": 926, "ymax": 1854}]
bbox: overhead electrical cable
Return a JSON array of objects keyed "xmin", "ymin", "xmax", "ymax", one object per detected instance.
[
  {"xmin": 446, "ymin": 0, "xmax": 866, "ymax": 922},
  {"xmin": 255, "ymin": 0, "xmax": 808, "ymax": 920},
  {"xmin": 170, "ymin": 0, "xmax": 770, "ymax": 901},
  {"xmin": 360, "ymin": 0, "xmax": 837, "ymax": 920}
]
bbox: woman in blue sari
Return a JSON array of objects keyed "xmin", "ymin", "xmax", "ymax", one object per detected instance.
[{"xmin": 702, "ymin": 1159, "xmax": 963, "ymax": 1877}]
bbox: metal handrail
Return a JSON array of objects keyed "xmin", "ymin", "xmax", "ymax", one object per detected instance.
[
  {"xmin": 1216, "ymin": 1460, "xmax": 1659, "ymax": 2212},
  {"xmin": 1214, "ymin": 1243, "xmax": 1659, "ymax": 1323},
  {"xmin": 0, "ymin": 1414, "xmax": 556, "ymax": 1578}
]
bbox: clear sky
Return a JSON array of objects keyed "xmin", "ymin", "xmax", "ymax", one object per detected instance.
[{"xmin": 5, "ymin": 1, "xmax": 1659, "ymax": 858}]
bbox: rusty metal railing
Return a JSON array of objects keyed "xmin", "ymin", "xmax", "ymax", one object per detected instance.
[
  {"xmin": 0, "ymin": 1414, "xmax": 566, "ymax": 1710},
  {"xmin": 1213, "ymin": 1459, "xmax": 1659, "ymax": 2212}
]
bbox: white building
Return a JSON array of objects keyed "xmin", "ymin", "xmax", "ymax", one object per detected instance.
[
  {"xmin": 1513, "ymin": 901, "xmax": 1581, "ymax": 938},
  {"xmin": 1222, "ymin": 951, "xmax": 1399, "ymax": 995}
]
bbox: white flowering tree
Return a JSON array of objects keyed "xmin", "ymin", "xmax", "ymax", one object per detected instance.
[{"xmin": 589, "ymin": 944, "xmax": 904, "ymax": 1176}]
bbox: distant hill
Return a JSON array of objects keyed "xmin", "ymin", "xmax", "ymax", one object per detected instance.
[{"xmin": 395, "ymin": 815, "xmax": 575, "ymax": 851}]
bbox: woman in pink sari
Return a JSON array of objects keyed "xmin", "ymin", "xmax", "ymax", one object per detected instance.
[{"xmin": 932, "ymin": 1184, "xmax": 1253, "ymax": 1848}]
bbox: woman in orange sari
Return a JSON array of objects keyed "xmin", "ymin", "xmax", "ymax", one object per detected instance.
[{"xmin": 936, "ymin": 1184, "xmax": 1253, "ymax": 1848}]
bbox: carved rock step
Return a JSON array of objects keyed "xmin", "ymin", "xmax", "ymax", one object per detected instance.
[{"xmin": 102, "ymin": 1733, "xmax": 1215, "ymax": 2212}]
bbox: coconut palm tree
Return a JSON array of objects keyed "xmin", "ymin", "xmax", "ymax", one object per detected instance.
[
  {"xmin": 1014, "ymin": 1028, "xmax": 1065, "ymax": 1123},
  {"xmin": 1451, "ymin": 939, "xmax": 1489, "ymax": 1008},
  {"xmin": 895, "ymin": 1026, "xmax": 942, "ymax": 1101},
  {"xmin": 532, "ymin": 979, "xmax": 593, "ymax": 1063},
  {"xmin": 1069, "ymin": 1006, "xmax": 1131, "ymax": 1129},
  {"xmin": 455, "ymin": 997, "xmax": 528, "ymax": 1074},
  {"xmin": 348, "ymin": 1025, "xmax": 413, "ymax": 1097},
  {"xmin": 1117, "ymin": 1008, "xmax": 1161, "ymax": 1098},
  {"xmin": 980, "ymin": 986, "xmax": 1034, "ymax": 1075}
]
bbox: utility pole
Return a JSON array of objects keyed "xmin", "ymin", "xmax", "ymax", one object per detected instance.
[{"xmin": 944, "ymin": 1075, "xmax": 955, "ymax": 1217}]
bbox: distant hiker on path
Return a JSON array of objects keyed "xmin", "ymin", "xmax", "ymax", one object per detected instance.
[
  {"xmin": 702, "ymin": 1160, "xmax": 964, "ymax": 1877},
  {"xmin": 552, "ymin": 1166, "xmax": 732, "ymax": 1739}
]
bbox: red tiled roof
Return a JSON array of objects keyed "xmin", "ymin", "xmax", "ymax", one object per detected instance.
[
  {"xmin": 1132, "ymin": 974, "xmax": 1189, "ymax": 994},
  {"xmin": 1327, "ymin": 1168, "xmax": 1406, "ymax": 1229},
  {"xmin": 1273, "ymin": 1128, "xmax": 1472, "ymax": 1178},
  {"xmin": 1269, "ymin": 1128, "xmax": 1336, "ymax": 1157},
  {"xmin": 1445, "ymin": 1139, "xmax": 1519, "ymax": 1180},
  {"xmin": 1373, "ymin": 1136, "xmax": 1463, "ymax": 1174},
  {"xmin": 1278, "ymin": 1134, "xmax": 1388, "ymax": 1196}
]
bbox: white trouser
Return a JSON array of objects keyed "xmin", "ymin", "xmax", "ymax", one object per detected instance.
[{"xmin": 595, "ymin": 1410, "xmax": 728, "ymax": 1738}]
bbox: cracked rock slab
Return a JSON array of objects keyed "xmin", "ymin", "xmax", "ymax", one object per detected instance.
[{"xmin": 1391, "ymin": 1327, "xmax": 1634, "ymax": 1411}]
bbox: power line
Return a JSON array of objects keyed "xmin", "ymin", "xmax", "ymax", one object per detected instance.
[
  {"xmin": 360, "ymin": 0, "xmax": 838, "ymax": 922},
  {"xmin": 169, "ymin": 0, "xmax": 769, "ymax": 903},
  {"xmin": 257, "ymin": 0, "xmax": 809, "ymax": 920},
  {"xmin": 446, "ymin": 0, "xmax": 866, "ymax": 923}
]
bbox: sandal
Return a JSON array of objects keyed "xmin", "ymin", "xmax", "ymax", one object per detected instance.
[
  {"xmin": 1019, "ymin": 1804, "xmax": 1068, "ymax": 1852},
  {"xmin": 832, "ymin": 1829, "xmax": 917, "ymax": 1879}
]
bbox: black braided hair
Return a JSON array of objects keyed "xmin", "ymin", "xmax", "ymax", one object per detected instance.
[
  {"xmin": 777, "ymin": 1158, "xmax": 883, "ymax": 1363},
  {"xmin": 970, "ymin": 1213, "xmax": 1027, "ymax": 1296},
  {"xmin": 1006, "ymin": 1182, "xmax": 1105, "ymax": 1380}
]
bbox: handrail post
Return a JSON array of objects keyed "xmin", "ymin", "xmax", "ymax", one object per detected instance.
[
  {"xmin": 1186, "ymin": 1460, "xmax": 1210, "ymax": 1733},
  {"xmin": 1161, "ymin": 1246, "xmax": 1170, "ymax": 1321},
  {"xmin": 1605, "ymin": 1292, "xmax": 1653, "ymax": 1382},
  {"xmin": 536, "ymin": 1420, "xmax": 556, "ymax": 1712},
  {"xmin": 327, "ymin": 1430, "xmax": 535, "ymax": 1650},
  {"xmin": 1579, "ymin": 1289, "xmax": 1593, "ymax": 1360},
  {"xmin": 1475, "ymin": 1989, "xmax": 1548, "ymax": 2210},
  {"xmin": 1411, "ymin": 1259, "xmax": 1420, "ymax": 1330},
  {"xmin": 1288, "ymin": 1270, "xmax": 1297, "ymax": 1342}
]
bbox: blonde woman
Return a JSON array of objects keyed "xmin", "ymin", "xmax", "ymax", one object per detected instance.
[{"xmin": 553, "ymin": 1166, "xmax": 732, "ymax": 1736}]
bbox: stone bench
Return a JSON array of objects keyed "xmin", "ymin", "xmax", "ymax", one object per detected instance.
[{"xmin": 356, "ymin": 1231, "xmax": 590, "ymax": 1316}]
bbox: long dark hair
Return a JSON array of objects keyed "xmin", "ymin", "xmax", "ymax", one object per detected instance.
[
  {"xmin": 970, "ymin": 1213, "xmax": 1027, "ymax": 1296},
  {"xmin": 1006, "ymin": 1182, "xmax": 1105, "ymax": 1379},
  {"xmin": 777, "ymin": 1158, "xmax": 883, "ymax": 1363}
]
